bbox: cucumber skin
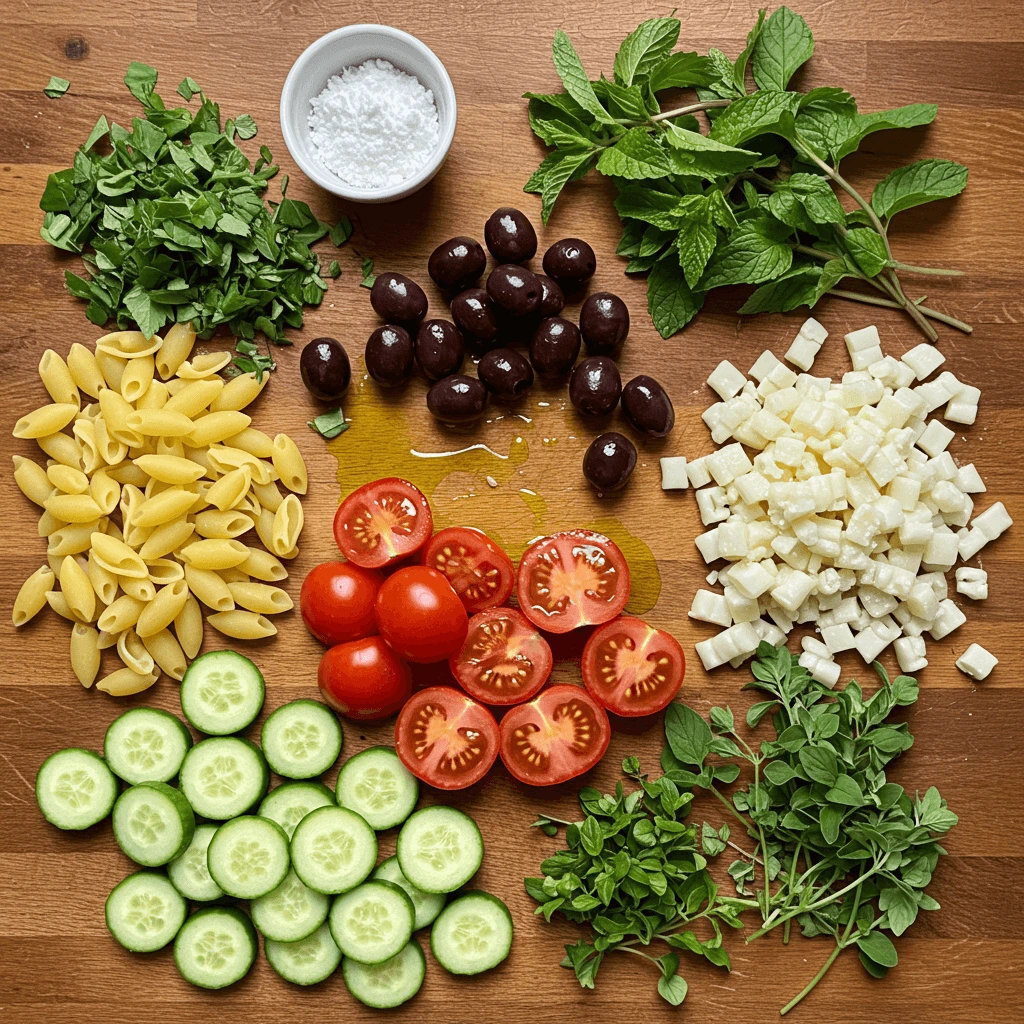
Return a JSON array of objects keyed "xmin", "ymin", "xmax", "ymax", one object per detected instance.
[
  {"xmin": 168, "ymin": 824, "xmax": 224, "ymax": 902},
  {"xmin": 105, "ymin": 871, "xmax": 187, "ymax": 952},
  {"xmin": 104, "ymin": 708, "xmax": 193, "ymax": 784},
  {"xmin": 179, "ymin": 736, "xmax": 270, "ymax": 819},
  {"xmin": 396, "ymin": 806, "xmax": 484, "ymax": 894},
  {"xmin": 36, "ymin": 748, "xmax": 118, "ymax": 831},
  {"xmin": 174, "ymin": 907, "xmax": 258, "ymax": 989},
  {"xmin": 261, "ymin": 700, "xmax": 343, "ymax": 779},
  {"xmin": 335, "ymin": 746, "xmax": 419, "ymax": 830},
  {"xmin": 372, "ymin": 856, "xmax": 446, "ymax": 931},
  {"xmin": 113, "ymin": 782, "xmax": 196, "ymax": 866},
  {"xmin": 180, "ymin": 650, "xmax": 266, "ymax": 736},
  {"xmin": 430, "ymin": 891, "xmax": 514, "ymax": 975},
  {"xmin": 207, "ymin": 816, "xmax": 290, "ymax": 899},
  {"xmin": 342, "ymin": 939, "xmax": 426, "ymax": 1009}
]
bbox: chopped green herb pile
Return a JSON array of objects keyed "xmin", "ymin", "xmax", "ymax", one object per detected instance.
[
  {"xmin": 308, "ymin": 407, "xmax": 348, "ymax": 440},
  {"xmin": 524, "ymin": 7, "xmax": 970, "ymax": 341},
  {"xmin": 44, "ymin": 76, "xmax": 70, "ymax": 99}
]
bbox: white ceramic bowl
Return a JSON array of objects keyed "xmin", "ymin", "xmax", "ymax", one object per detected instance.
[{"xmin": 280, "ymin": 25, "xmax": 456, "ymax": 203}]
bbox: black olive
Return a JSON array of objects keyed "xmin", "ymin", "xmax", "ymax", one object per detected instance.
[
  {"xmin": 621, "ymin": 375, "xmax": 675, "ymax": 437},
  {"xmin": 580, "ymin": 292, "xmax": 630, "ymax": 355},
  {"xmin": 478, "ymin": 348, "xmax": 534, "ymax": 402},
  {"xmin": 583, "ymin": 432, "xmax": 637, "ymax": 492},
  {"xmin": 486, "ymin": 264, "xmax": 542, "ymax": 317},
  {"xmin": 370, "ymin": 272, "xmax": 428, "ymax": 324},
  {"xmin": 536, "ymin": 275, "xmax": 565, "ymax": 319},
  {"xmin": 451, "ymin": 287, "xmax": 500, "ymax": 347},
  {"xmin": 415, "ymin": 319, "xmax": 464, "ymax": 381},
  {"xmin": 299, "ymin": 337, "xmax": 351, "ymax": 402},
  {"xmin": 542, "ymin": 238, "xmax": 597, "ymax": 292},
  {"xmin": 569, "ymin": 356, "xmax": 622, "ymax": 417},
  {"xmin": 428, "ymin": 236, "xmax": 486, "ymax": 290},
  {"xmin": 365, "ymin": 325, "xmax": 414, "ymax": 387},
  {"xmin": 427, "ymin": 374, "xmax": 488, "ymax": 423},
  {"xmin": 529, "ymin": 317, "xmax": 582, "ymax": 378},
  {"xmin": 484, "ymin": 207, "xmax": 538, "ymax": 264}
]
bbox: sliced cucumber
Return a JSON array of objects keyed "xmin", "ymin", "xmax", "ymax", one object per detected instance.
[
  {"xmin": 373, "ymin": 856, "xmax": 445, "ymax": 931},
  {"xmin": 397, "ymin": 806, "xmax": 483, "ymax": 894},
  {"xmin": 258, "ymin": 781, "xmax": 335, "ymax": 840},
  {"xmin": 104, "ymin": 708, "xmax": 193, "ymax": 785},
  {"xmin": 342, "ymin": 940, "xmax": 426, "ymax": 1009},
  {"xmin": 179, "ymin": 736, "xmax": 269, "ymax": 819},
  {"xmin": 289, "ymin": 806, "xmax": 376, "ymax": 895},
  {"xmin": 112, "ymin": 782, "xmax": 195, "ymax": 867},
  {"xmin": 207, "ymin": 815, "xmax": 290, "ymax": 899},
  {"xmin": 335, "ymin": 746, "xmax": 418, "ymax": 831},
  {"xmin": 261, "ymin": 700, "xmax": 343, "ymax": 779},
  {"xmin": 180, "ymin": 650, "xmax": 265, "ymax": 735},
  {"xmin": 265, "ymin": 922, "xmax": 341, "ymax": 986},
  {"xmin": 174, "ymin": 906, "xmax": 257, "ymax": 989},
  {"xmin": 430, "ymin": 891, "xmax": 513, "ymax": 975},
  {"xmin": 168, "ymin": 824, "xmax": 223, "ymax": 902},
  {"xmin": 105, "ymin": 871, "xmax": 187, "ymax": 952},
  {"xmin": 36, "ymin": 748, "xmax": 118, "ymax": 831},
  {"xmin": 251, "ymin": 868, "xmax": 328, "ymax": 942},
  {"xmin": 329, "ymin": 880, "xmax": 414, "ymax": 964}
]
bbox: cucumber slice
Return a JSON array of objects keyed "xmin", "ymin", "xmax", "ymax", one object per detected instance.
[
  {"xmin": 168, "ymin": 824, "xmax": 223, "ymax": 902},
  {"xmin": 261, "ymin": 700, "xmax": 343, "ymax": 779},
  {"xmin": 104, "ymin": 708, "xmax": 193, "ymax": 785},
  {"xmin": 251, "ymin": 868, "xmax": 329, "ymax": 942},
  {"xmin": 265, "ymin": 922, "xmax": 341, "ymax": 986},
  {"xmin": 335, "ymin": 746, "xmax": 418, "ymax": 831},
  {"xmin": 430, "ymin": 891, "xmax": 513, "ymax": 975},
  {"xmin": 36, "ymin": 748, "xmax": 117, "ymax": 831},
  {"xmin": 174, "ymin": 907, "xmax": 257, "ymax": 989},
  {"xmin": 329, "ymin": 880, "xmax": 414, "ymax": 964},
  {"xmin": 289, "ymin": 806, "xmax": 376, "ymax": 895},
  {"xmin": 258, "ymin": 781, "xmax": 335, "ymax": 840},
  {"xmin": 179, "ymin": 736, "xmax": 269, "ymax": 819},
  {"xmin": 373, "ymin": 856, "xmax": 445, "ymax": 931},
  {"xmin": 105, "ymin": 871, "xmax": 187, "ymax": 952},
  {"xmin": 397, "ymin": 806, "xmax": 483, "ymax": 894},
  {"xmin": 179, "ymin": 650, "xmax": 265, "ymax": 735},
  {"xmin": 207, "ymin": 815, "xmax": 290, "ymax": 899},
  {"xmin": 112, "ymin": 782, "xmax": 196, "ymax": 866},
  {"xmin": 342, "ymin": 940, "xmax": 426, "ymax": 1009}
]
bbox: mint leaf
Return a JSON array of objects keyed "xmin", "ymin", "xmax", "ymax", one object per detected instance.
[
  {"xmin": 329, "ymin": 215, "xmax": 354, "ymax": 246},
  {"xmin": 123, "ymin": 61, "xmax": 158, "ymax": 105},
  {"xmin": 123, "ymin": 284, "xmax": 169, "ymax": 339},
  {"xmin": 551, "ymin": 30, "xmax": 616, "ymax": 125},
  {"xmin": 647, "ymin": 256, "xmax": 704, "ymax": 337},
  {"xmin": 328, "ymin": 260, "xmax": 341, "ymax": 278},
  {"xmin": 825, "ymin": 774, "xmax": 866, "ymax": 807},
  {"xmin": 845, "ymin": 227, "xmax": 888, "ymax": 276},
  {"xmin": 539, "ymin": 149, "xmax": 596, "ymax": 221},
  {"xmin": 798, "ymin": 745, "xmax": 839, "ymax": 786},
  {"xmin": 360, "ymin": 256, "xmax": 376, "ymax": 288},
  {"xmin": 871, "ymin": 158, "xmax": 968, "ymax": 220},
  {"xmin": 752, "ymin": 6, "xmax": 814, "ymax": 91},
  {"xmin": 700, "ymin": 219, "xmax": 793, "ymax": 289},
  {"xmin": 177, "ymin": 77, "xmax": 201, "ymax": 101},
  {"xmin": 308, "ymin": 407, "xmax": 348, "ymax": 440},
  {"xmin": 835, "ymin": 102, "xmax": 938, "ymax": 160},
  {"xmin": 709, "ymin": 90, "xmax": 801, "ymax": 147},
  {"xmin": 613, "ymin": 17, "xmax": 680, "ymax": 87},
  {"xmin": 675, "ymin": 202, "xmax": 718, "ymax": 289},
  {"xmin": 879, "ymin": 886, "xmax": 919, "ymax": 937},
  {"xmin": 648, "ymin": 52, "xmax": 715, "ymax": 92},
  {"xmin": 731, "ymin": 9, "xmax": 766, "ymax": 92},
  {"xmin": 785, "ymin": 173, "xmax": 846, "ymax": 225},
  {"xmin": 596, "ymin": 128, "xmax": 672, "ymax": 179},
  {"xmin": 738, "ymin": 266, "xmax": 819, "ymax": 314},
  {"xmin": 44, "ymin": 76, "xmax": 70, "ymax": 99},
  {"xmin": 233, "ymin": 113, "xmax": 258, "ymax": 140},
  {"xmin": 664, "ymin": 703, "xmax": 713, "ymax": 766},
  {"xmin": 83, "ymin": 115, "xmax": 110, "ymax": 153},
  {"xmin": 593, "ymin": 79, "xmax": 649, "ymax": 122},
  {"xmin": 614, "ymin": 185, "xmax": 690, "ymax": 230},
  {"xmin": 532, "ymin": 118, "xmax": 597, "ymax": 150},
  {"xmin": 662, "ymin": 123, "xmax": 760, "ymax": 174}
]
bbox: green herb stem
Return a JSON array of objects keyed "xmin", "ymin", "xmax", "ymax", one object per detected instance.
[
  {"xmin": 826, "ymin": 288, "xmax": 973, "ymax": 333},
  {"xmin": 889, "ymin": 261, "xmax": 964, "ymax": 277},
  {"xmin": 778, "ymin": 941, "xmax": 845, "ymax": 1016}
]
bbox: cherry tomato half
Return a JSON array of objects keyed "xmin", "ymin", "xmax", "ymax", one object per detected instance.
[
  {"xmin": 375, "ymin": 566, "xmax": 469, "ymax": 664},
  {"xmin": 395, "ymin": 686, "xmax": 499, "ymax": 790},
  {"xmin": 421, "ymin": 527, "xmax": 515, "ymax": 613},
  {"xmin": 334, "ymin": 478, "xmax": 433, "ymax": 569},
  {"xmin": 450, "ymin": 607, "xmax": 552, "ymax": 706},
  {"xmin": 516, "ymin": 530, "xmax": 630, "ymax": 633},
  {"xmin": 582, "ymin": 616, "xmax": 685, "ymax": 717},
  {"xmin": 300, "ymin": 561, "xmax": 384, "ymax": 645},
  {"xmin": 499, "ymin": 684, "xmax": 610, "ymax": 786},
  {"xmin": 318, "ymin": 636, "xmax": 412, "ymax": 720}
]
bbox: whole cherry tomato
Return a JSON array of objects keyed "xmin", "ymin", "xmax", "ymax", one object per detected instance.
[
  {"xmin": 318, "ymin": 636, "xmax": 412, "ymax": 720},
  {"xmin": 375, "ymin": 566, "xmax": 469, "ymax": 664},
  {"xmin": 300, "ymin": 561, "xmax": 384, "ymax": 645}
]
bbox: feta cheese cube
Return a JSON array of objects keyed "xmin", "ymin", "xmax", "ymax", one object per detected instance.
[
  {"xmin": 888, "ymin": 475, "xmax": 921, "ymax": 512},
  {"xmin": 821, "ymin": 622, "xmax": 856, "ymax": 654},
  {"xmin": 894, "ymin": 635, "xmax": 928, "ymax": 673},
  {"xmin": 851, "ymin": 345, "xmax": 885, "ymax": 372},
  {"xmin": 958, "ymin": 526, "xmax": 987, "ymax": 561},
  {"xmin": 724, "ymin": 585, "xmax": 760, "ymax": 623},
  {"xmin": 695, "ymin": 637, "xmax": 727, "ymax": 671},
  {"xmin": 956, "ymin": 463, "xmax": 985, "ymax": 493},
  {"xmin": 774, "ymin": 436, "xmax": 807, "ymax": 468},
  {"xmin": 955, "ymin": 643, "xmax": 997, "ymax": 681},
  {"xmin": 799, "ymin": 651, "xmax": 841, "ymax": 687},
  {"xmin": 660, "ymin": 456, "xmax": 689, "ymax": 490},
  {"xmin": 770, "ymin": 567, "xmax": 817, "ymax": 612},
  {"xmin": 973, "ymin": 501, "xmax": 1013, "ymax": 542},
  {"xmin": 922, "ymin": 528, "xmax": 959, "ymax": 570},
  {"xmin": 845, "ymin": 325, "xmax": 881, "ymax": 353},
  {"xmin": 906, "ymin": 581, "xmax": 940, "ymax": 621},
  {"xmin": 801, "ymin": 636, "xmax": 832, "ymax": 660},
  {"xmin": 928, "ymin": 599, "xmax": 967, "ymax": 640},
  {"xmin": 751, "ymin": 618, "xmax": 787, "ymax": 647},
  {"xmin": 707, "ymin": 360, "xmax": 747, "ymax": 400},
  {"xmin": 707, "ymin": 443, "xmax": 753, "ymax": 486},
  {"xmin": 689, "ymin": 590, "xmax": 732, "ymax": 627},
  {"xmin": 955, "ymin": 567, "xmax": 988, "ymax": 601},
  {"xmin": 749, "ymin": 350, "xmax": 783, "ymax": 383},
  {"xmin": 694, "ymin": 529, "xmax": 721, "ymax": 564},
  {"xmin": 901, "ymin": 343, "xmax": 945, "ymax": 381},
  {"xmin": 687, "ymin": 456, "xmax": 712, "ymax": 489},
  {"xmin": 716, "ymin": 521, "xmax": 749, "ymax": 559},
  {"xmin": 728, "ymin": 559, "xmax": 775, "ymax": 600},
  {"xmin": 800, "ymin": 317, "xmax": 828, "ymax": 345},
  {"xmin": 696, "ymin": 487, "xmax": 730, "ymax": 526},
  {"xmin": 917, "ymin": 419, "xmax": 956, "ymax": 458},
  {"xmin": 785, "ymin": 334, "xmax": 821, "ymax": 372}
]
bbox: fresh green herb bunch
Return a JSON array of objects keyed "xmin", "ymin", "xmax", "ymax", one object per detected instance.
[{"xmin": 524, "ymin": 8, "xmax": 970, "ymax": 341}]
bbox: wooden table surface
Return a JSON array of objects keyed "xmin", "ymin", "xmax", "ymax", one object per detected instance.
[{"xmin": 2, "ymin": 1, "xmax": 1022, "ymax": 1021}]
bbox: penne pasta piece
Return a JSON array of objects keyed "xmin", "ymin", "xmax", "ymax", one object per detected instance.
[
  {"xmin": 12, "ymin": 565, "xmax": 55, "ymax": 626},
  {"xmin": 133, "ymin": 487, "xmax": 199, "ymax": 528},
  {"xmin": 142, "ymin": 628, "xmax": 187, "ymax": 681},
  {"xmin": 94, "ymin": 416, "xmax": 129, "ymax": 466},
  {"xmin": 272, "ymin": 434, "xmax": 308, "ymax": 495},
  {"xmin": 126, "ymin": 408, "xmax": 195, "ymax": 438},
  {"xmin": 48, "ymin": 522, "xmax": 101, "ymax": 556},
  {"xmin": 194, "ymin": 509, "xmax": 254, "ymax": 539},
  {"xmin": 38, "ymin": 508, "xmax": 64, "ymax": 538},
  {"xmin": 183, "ymin": 564, "xmax": 234, "ymax": 612},
  {"xmin": 164, "ymin": 378, "xmax": 223, "ymax": 418},
  {"xmin": 94, "ymin": 348, "xmax": 128, "ymax": 392},
  {"xmin": 205, "ymin": 465, "xmax": 252, "ymax": 512},
  {"xmin": 255, "ymin": 507, "xmax": 276, "ymax": 550},
  {"xmin": 120, "ymin": 575, "xmax": 157, "ymax": 602},
  {"xmin": 175, "ymin": 351, "xmax": 232, "ymax": 379},
  {"xmin": 72, "ymin": 418, "xmax": 102, "ymax": 474},
  {"xmin": 86, "ymin": 549, "xmax": 119, "ymax": 606},
  {"xmin": 39, "ymin": 350, "xmax": 80, "ymax": 407},
  {"xmin": 210, "ymin": 371, "xmax": 268, "ymax": 413},
  {"xmin": 271, "ymin": 494, "xmax": 304, "ymax": 556},
  {"xmin": 44, "ymin": 492, "xmax": 103, "ymax": 524},
  {"xmin": 139, "ymin": 519, "xmax": 195, "ymax": 561},
  {"xmin": 13, "ymin": 455, "xmax": 53, "ymax": 506},
  {"xmin": 146, "ymin": 558, "xmax": 185, "ymax": 585},
  {"xmin": 225, "ymin": 427, "xmax": 274, "ymax": 459},
  {"xmin": 46, "ymin": 589, "xmax": 78, "ymax": 622},
  {"xmin": 70, "ymin": 623, "xmax": 101, "ymax": 687},
  {"xmin": 156, "ymin": 323, "xmax": 196, "ymax": 379},
  {"xmin": 117, "ymin": 627, "xmax": 156, "ymax": 676},
  {"xmin": 95, "ymin": 330, "xmax": 153, "ymax": 356},
  {"xmin": 207, "ymin": 609, "xmax": 277, "ymax": 640},
  {"xmin": 227, "ymin": 582, "xmax": 293, "ymax": 615},
  {"xmin": 36, "ymin": 431, "xmax": 83, "ymax": 469},
  {"xmin": 90, "ymin": 469, "xmax": 121, "ymax": 515},
  {"xmin": 66, "ymin": 343, "xmax": 106, "ymax": 398},
  {"xmin": 98, "ymin": 389, "xmax": 140, "ymax": 446},
  {"xmin": 136, "ymin": 579, "xmax": 190, "ymax": 637},
  {"xmin": 180, "ymin": 538, "xmax": 249, "ymax": 571},
  {"xmin": 97, "ymin": 629, "xmax": 120, "ymax": 650},
  {"xmin": 120, "ymin": 354, "xmax": 155, "ymax": 404},
  {"xmin": 91, "ymin": 532, "xmax": 149, "ymax": 578},
  {"xmin": 239, "ymin": 547, "xmax": 288, "ymax": 582},
  {"xmin": 136, "ymin": 379, "xmax": 168, "ymax": 410},
  {"xmin": 47, "ymin": 463, "xmax": 89, "ymax": 494},
  {"xmin": 174, "ymin": 593, "xmax": 204, "ymax": 659},
  {"xmin": 187, "ymin": 410, "xmax": 252, "ymax": 448},
  {"xmin": 134, "ymin": 453, "xmax": 206, "ymax": 485},
  {"xmin": 60, "ymin": 554, "xmax": 97, "ymax": 622},
  {"xmin": 96, "ymin": 665, "xmax": 160, "ymax": 697},
  {"xmin": 13, "ymin": 403, "xmax": 79, "ymax": 440}
]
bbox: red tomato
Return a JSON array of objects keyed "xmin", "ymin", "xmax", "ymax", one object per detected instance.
[
  {"xmin": 318, "ymin": 636, "xmax": 412, "ymax": 720},
  {"xmin": 375, "ymin": 566, "xmax": 469, "ymax": 664},
  {"xmin": 449, "ymin": 607, "xmax": 552, "ymax": 706},
  {"xmin": 581, "ymin": 616, "xmax": 685, "ymax": 717},
  {"xmin": 499, "ymin": 684, "xmax": 611, "ymax": 786},
  {"xmin": 334, "ymin": 478, "xmax": 433, "ymax": 569},
  {"xmin": 516, "ymin": 530, "xmax": 630, "ymax": 634},
  {"xmin": 421, "ymin": 527, "xmax": 514, "ymax": 613},
  {"xmin": 394, "ymin": 686, "xmax": 499, "ymax": 790},
  {"xmin": 300, "ymin": 561, "xmax": 384, "ymax": 645}
]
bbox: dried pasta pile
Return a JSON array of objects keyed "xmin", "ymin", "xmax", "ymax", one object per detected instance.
[{"xmin": 11, "ymin": 324, "xmax": 307, "ymax": 695}]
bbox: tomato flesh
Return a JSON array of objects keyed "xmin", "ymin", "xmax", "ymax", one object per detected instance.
[
  {"xmin": 375, "ymin": 566, "xmax": 469, "ymax": 664},
  {"xmin": 318, "ymin": 636, "xmax": 412, "ymax": 720},
  {"xmin": 422, "ymin": 527, "xmax": 514, "ymax": 613},
  {"xmin": 582, "ymin": 616, "xmax": 685, "ymax": 716},
  {"xmin": 300, "ymin": 561, "xmax": 383, "ymax": 646},
  {"xmin": 334, "ymin": 478, "xmax": 433, "ymax": 569}
]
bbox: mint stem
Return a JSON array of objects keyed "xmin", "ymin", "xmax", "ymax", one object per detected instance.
[
  {"xmin": 827, "ymin": 288, "xmax": 973, "ymax": 333},
  {"xmin": 889, "ymin": 261, "xmax": 964, "ymax": 277},
  {"xmin": 619, "ymin": 99, "xmax": 732, "ymax": 126}
]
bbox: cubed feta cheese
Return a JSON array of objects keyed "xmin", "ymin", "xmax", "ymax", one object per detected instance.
[
  {"xmin": 707, "ymin": 443, "xmax": 753, "ymax": 486},
  {"xmin": 749, "ymin": 350, "xmax": 783, "ymax": 383},
  {"xmin": 901, "ymin": 343, "xmax": 945, "ymax": 381},
  {"xmin": 820, "ymin": 622, "xmax": 856, "ymax": 654},
  {"xmin": 845, "ymin": 325, "xmax": 881, "ymax": 353},
  {"xmin": 917, "ymin": 419, "xmax": 956, "ymax": 458},
  {"xmin": 707, "ymin": 360, "xmax": 747, "ymax": 400},
  {"xmin": 955, "ymin": 463, "xmax": 985, "ymax": 493},
  {"xmin": 955, "ymin": 566, "xmax": 988, "ymax": 601},
  {"xmin": 660, "ymin": 456, "xmax": 689, "ymax": 490},
  {"xmin": 955, "ymin": 643, "xmax": 998, "ymax": 681},
  {"xmin": 973, "ymin": 501, "xmax": 1013, "ymax": 542},
  {"xmin": 894, "ymin": 636, "xmax": 928, "ymax": 673},
  {"xmin": 687, "ymin": 456, "xmax": 712, "ymax": 489},
  {"xmin": 928, "ymin": 599, "xmax": 967, "ymax": 640},
  {"xmin": 689, "ymin": 590, "xmax": 732, "ymax": 627},
  {"xmin": 694, "ymin": 529, "xmax": 721, "ymax": 564},
  {"xmin": 728, "ymin": 559, "xmax": 775, "ymax": 600}
]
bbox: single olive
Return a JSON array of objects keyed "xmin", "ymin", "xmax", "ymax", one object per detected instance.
[
  {"xmin": 536, "ymin": 275, "xmax": 565, "ymax": 319},
  {"xmin": 529, "ymin": 317, "xmax": 582, "ymax": 378},
  {"xmin": 365, "ymin": 325, "xmax": 414, "ymax": 387},
  {"xmin": 427, "ymin": 374, "xmax": 488, "ymax": 423},
  {"xmin": 621, "ymin": 375, "xmax": 675, "ymax": 437},
  {"xmin": 583, "ymin": 432, "xmax": 637, "ymax": 492},
  {"xmin": 370, "ymin": 272, "xmax": 428, "ymax": 324},
  {"xmin": 451, "ymin": 287, "xmax": 500, "ymax": 346},
  {"xmin": 299, "ymin": 337, "xmax": 351, "ymax": 402},
  {"xmin": 428, "ymin": 236, "xmax": 486, "ymax": 290},
  {"xmin": 569, "ymin": 356, "xmax": 622, "ymax": 417},
  {"xmin": 415, "ymin": 319, "xmax": 464, "ymax": 381},
  {"xmin": 542, "ymin": 237, "xmax": 597, "ymax": 292},
  {"xmin": 478, "ymin": 348, "xmax": 534, "ymax": 402},
  {"xmin": 486, "ymin": 264, "xmax": 542, "ymax": 317},
  {"xmin": 580, "ymin": 292, "xmax": 630, "ymax": 355},
  {"xmin": 484, "ymin": 207, "xmax": 538, "ymax": 264}
]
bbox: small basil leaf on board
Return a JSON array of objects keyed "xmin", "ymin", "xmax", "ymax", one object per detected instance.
[
  {"xmin": 664, "ymin": 703, "xmax": 713, "ymax": 767},
  {"xmin": 856, "ymin": 931, "xmax": 899, "ymax": 968},
  {"xmin": 44, "ymin": 76, "xmax": 71, "ymax": 98},
  {"xmin": 858, "ymin": 949, "xmax": 890, "ymax": 979},
  {"xmin": 308, "ymin": 408, "xmax": 348, "ymax": 440}
]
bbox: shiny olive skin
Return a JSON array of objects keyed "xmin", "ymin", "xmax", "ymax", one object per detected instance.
[
  {"xmin": 484, "ymin": 207, "xmax": 538, "ymax": 264},
  {"xmin": 365, "ymin": 325, "xmax": 415, "ymax": 387},
  {"xmin": 451, "ymin": 287, "xmax": 500, "ymax": 346},
  {"xmin": 426, "ymin": 374, "xmax": 489, "ymax": 423},
  {"xmin": 529, "ymin": 317, "xmax": 582, "ymax": 378},
  {"xmin": 415, "ymin": 319, "xmax": 464, "ymax": 381},
  {"xmin": 569, "ymin": 356, "xmax": 622, "ymax": 417},
  {"xmin": 536, "ymin": 275, "xmax": 565, "ymax": 319},
  {"xmin": 583, "ymin": 432, "xmax": 637, "ymax": 492},
  {"xmin": 621, "ymin": 375, "xmax": 675, "ymax": 437},
  {"xmin": 580, "ymin": 292, "xmax": 630, "ymax": 355},
  {"xmin": 486, "ymin": 264, "xmax": 542, "ymax": 317},
  {"xmin": 300, "ymin": 337, "xmax": 351, "ymax": 401},
  {"xmin": 428, "ymin": 236, "xmax": 486, "ymax": 290},
  {"xmin": 370, "ymin": 272, "xmax": 428, "ymax": 324},
  {"xmin": 478, "ymin": 348, "xmax": 534, "ymax": 402},
  {"xmin": 542, "ymin": 238, "xmax": 597, "ymax": 292}
]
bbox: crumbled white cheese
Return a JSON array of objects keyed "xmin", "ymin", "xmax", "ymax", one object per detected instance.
[
  {"xmin": 955, "ymin": 642, "xmax": 997, "ymax": 681},
  {"xmin": 660, "ymin": 456, "xmax": 689, "ymax": 490},
  {"xmin": 955, "ymin": 566, "xmax": 988, "ymax": 600},
  {"xmin": 707, "ymin": 361, "xmax": 747, "ymax": 400}
]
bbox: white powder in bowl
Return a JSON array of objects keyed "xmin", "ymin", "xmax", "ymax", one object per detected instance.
[{"xmin": 308, "ymin": 58, "xmax": 441, "ymax": 190}]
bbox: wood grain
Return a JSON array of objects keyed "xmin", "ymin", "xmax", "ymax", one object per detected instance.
[{"xmin": 1, "ymin": 1, "xmax": 1022, "ymax": 1021}]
